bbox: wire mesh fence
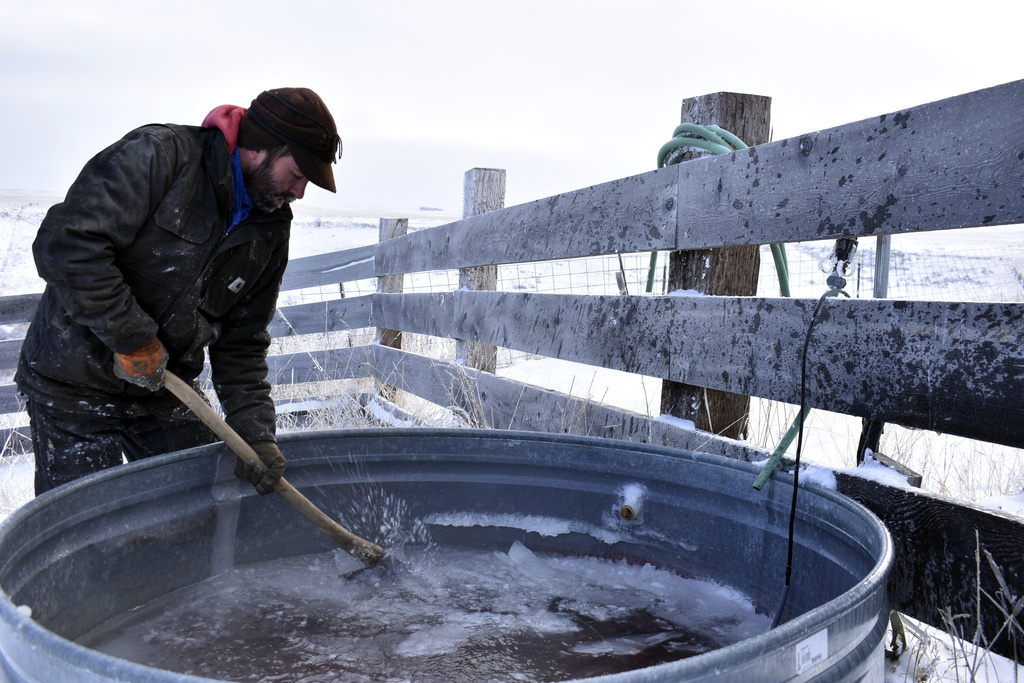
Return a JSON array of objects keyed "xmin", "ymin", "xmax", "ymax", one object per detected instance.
[
  {"xmin": 282, "ymin": 234, "xmax": 1024, "ymax": 305},
  {"xmin": 772, "ymin": 238, "xmax": 1024, "ymax": 302}
]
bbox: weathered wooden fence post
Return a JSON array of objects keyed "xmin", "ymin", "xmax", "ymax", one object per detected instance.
[
  {"xmin": 659, "ymin": 92, "xmax": 772, "ymax": 440},
  {"xmin": 456, "ymin": 168, "xmax": 505, "ymax": 373},
  {"xmin": 377, "ymin": 217, "xmax": 408, "ymax": 400}
]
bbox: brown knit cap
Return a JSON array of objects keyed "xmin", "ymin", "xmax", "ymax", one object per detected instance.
[{"xmin": 240, "ymin": 88, "xmax": 341, "ymax": 193}]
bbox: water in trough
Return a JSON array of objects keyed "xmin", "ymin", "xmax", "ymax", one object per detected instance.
[{"xmin": 78, "ymin": 541, "xmax": 768, "ymax": 682}]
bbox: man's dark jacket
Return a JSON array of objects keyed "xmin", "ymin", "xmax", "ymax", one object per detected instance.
[{"xmin": 15, "ymin": 123, "xmax": 290, "ymax": 444}]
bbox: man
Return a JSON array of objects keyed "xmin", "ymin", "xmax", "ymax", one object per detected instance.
[{"xmin": 15, "ymin": 87, "xmax": 341, "ymax": 496}]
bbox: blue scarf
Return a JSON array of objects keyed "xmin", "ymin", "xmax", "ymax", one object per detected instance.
[{"xmin": 228, "ymin": 148, "xmax": 253, "ymax": 232}]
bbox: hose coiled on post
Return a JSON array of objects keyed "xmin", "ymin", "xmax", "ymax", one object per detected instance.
[{"xmin": 656, "ymin": 123, "xmax": 791, "ymax": 298}]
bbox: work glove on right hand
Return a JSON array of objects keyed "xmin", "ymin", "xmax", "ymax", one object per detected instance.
[
  {"xmin": 112, "ymin": 336, "xmax": 168, "ymax": 392},
  {"xmin": 235, "ymin": 441, "xmax": 286, "ymax": 495}
]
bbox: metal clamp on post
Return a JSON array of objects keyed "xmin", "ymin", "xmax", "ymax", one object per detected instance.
[{"xmin": 819, "ymin": 237, "xmax": 859, "ymax": 291}]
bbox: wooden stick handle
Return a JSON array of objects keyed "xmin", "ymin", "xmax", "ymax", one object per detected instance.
[{"xmin": 163, "ymin": 370, "xmax": 385, "ymax": 564}]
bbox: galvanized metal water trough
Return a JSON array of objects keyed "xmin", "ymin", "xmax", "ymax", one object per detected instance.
[{"xmin": 0, "ymin": 429, "xmax": 891, "ymax": 682}]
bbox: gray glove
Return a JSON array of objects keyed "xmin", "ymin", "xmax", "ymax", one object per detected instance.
[{"xmin": 235, "ymin": 441, "xmax": 286, "ymax": 495}]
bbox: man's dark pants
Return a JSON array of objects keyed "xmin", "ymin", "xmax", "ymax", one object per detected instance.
[{"xmin": 27, "ymin": 400, "xmax": 218, "ymax": 495}]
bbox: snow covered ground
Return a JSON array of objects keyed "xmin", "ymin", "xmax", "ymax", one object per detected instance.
[{"xmin": 0, "ymin": 193, "xmax": 1021, "ymax": 680}]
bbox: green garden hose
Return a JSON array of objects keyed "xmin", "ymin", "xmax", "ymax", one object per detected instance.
[{"xmin": 655, "ymin": 124, "xmax": 791, "ymax": 298}]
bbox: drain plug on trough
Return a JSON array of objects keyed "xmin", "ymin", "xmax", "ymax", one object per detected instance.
[{"xmin": 618, "ymin": 484, "xmax": 646, "ymax": 521}]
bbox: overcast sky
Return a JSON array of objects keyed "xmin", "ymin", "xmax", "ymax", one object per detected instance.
[{"xmin": 2, "ymin": 0, "xmax": 1022, "ymax": 214}]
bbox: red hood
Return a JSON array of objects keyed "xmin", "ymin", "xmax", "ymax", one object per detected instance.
[{"xmin": 201, "ymin": 104, "xmax": 247, "ymax": 154}]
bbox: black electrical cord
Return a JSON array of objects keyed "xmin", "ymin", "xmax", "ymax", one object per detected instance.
[{"xmin": 770, "ymin": 287, "xmax": 850, "ymax": 629}]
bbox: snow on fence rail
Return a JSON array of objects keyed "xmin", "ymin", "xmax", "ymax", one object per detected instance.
[{"xmin": 0, "ymin": 79, "xmax": 1022, "ymax": 661}]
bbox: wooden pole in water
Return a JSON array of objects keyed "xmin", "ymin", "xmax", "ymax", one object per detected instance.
[{"xmin": 163, "ymin": 370, "xmax": 386, "ymax": 565}]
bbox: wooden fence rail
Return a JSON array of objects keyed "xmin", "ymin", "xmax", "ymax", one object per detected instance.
[
  {"xmin": 369, "ymin": 80, "xmax": 1023, "ymax": 276},
  {"xmin": 1, "ymin": 78, "xmax": 1022, "ymax": 661}
]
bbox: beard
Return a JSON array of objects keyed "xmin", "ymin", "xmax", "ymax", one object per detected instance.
[{"xmin": 243, "ymin": 153, "xmax": 296, "ymax": 213}]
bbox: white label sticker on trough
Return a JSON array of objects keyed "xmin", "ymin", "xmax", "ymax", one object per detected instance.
[{"xmin": 796, "ymin": 628, "xmax": 828, "ymax": 674}]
